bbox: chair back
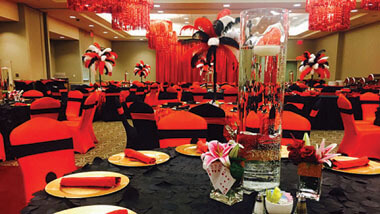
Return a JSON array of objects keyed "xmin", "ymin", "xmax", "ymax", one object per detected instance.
[
  {"xmin": 66, "ymin": 90, "xmax": 83, "ymax": 120},
  {"xmin": 246, "ymin": 111, "xmax": 260, "ymax": 133},
  {"xmin": 80, "ymin": 93, "xmax": 97, "ymax": 130},
  {"xmin": 191, "ymin": 87, "xmax": 207, "ymax": 102},
  {"xmin": 158, "ymin": 88, "xmax": 179, "ymax": 105},
  {"xmin": 158, "ymin": 111, "xmax": 207, "ymax": 148},
  {"xmin": 189, "ymin": 103, "xmax": 226, "ymax": 142},
  {"xmin": 30, "ymin": 97, "xmax": 61, "ymax": 120},
  {"xmin": 282, "ymin": 111, "xmax": 311, "ymax": 145},
  {"xmin": 360, "ymin": 92, "xmax": 380, "ymax": 121},
  {"xmin": 144, "ymin": 91, "xmax": 159, "ymax": 107},
  {"xmin": 224, "ymin": 87, "xmax": 238, "ymax": 103},
  {"xmin": 102, "ymin": 87, "xmax": 121, "ymax": 121},
  {"xmin": 337, "ymin": 94, "xmax": 357, "ymax": 135},
  {"xmin": 14, "ymin": 80, "xmax": 34, "ymax": 91},
  {"xmin": 22, "ymin": 90, "xmax": 43, "ymax": 99},
  {"xmin": 129, "ymin": 101, "xmax": 160, "ymax": 149},
  {"xmin": 10, "ymin": 117, "xmax": 76, "ymax": 202},
  {"xmin": 0, "ymin": 132, "xmax": 5, "ymax": 161}
]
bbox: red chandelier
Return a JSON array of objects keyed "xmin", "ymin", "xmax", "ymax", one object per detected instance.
[
  {"xmin": 306, "ymin": 0, "xmax": 356, "ymax": 32},
  {"xmin": 361, "ymin": 0, "xmax": 380, "ymax": 10},
  {"xmin": 146, "ymin": 20, "xmax": 178, "ymax": 51},
  {"xmin": 67, "ymin": 0, "xmax": 120, "ymax": 13},
  {"xmin": 112, "ymin": 0, "xmax": 153, "ymax": 31}
]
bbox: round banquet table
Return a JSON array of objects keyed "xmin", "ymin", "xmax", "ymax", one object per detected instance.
[{"xmin": 22, "ymin": 148, "xmax": 380, "ymax": 214}]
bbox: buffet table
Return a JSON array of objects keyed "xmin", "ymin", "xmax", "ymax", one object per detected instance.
[{"xmin": 22, "ymin": 148, "xmax": 380, "ymax": 214}]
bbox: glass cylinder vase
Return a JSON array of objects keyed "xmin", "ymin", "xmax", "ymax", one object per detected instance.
[
  {"xmin": 210, "ymin": 178, "xmax": 243, "ymax": 206},
  {"xmin": 238, "ymin": 8, "xmax": 289, "ymax": 194},
  {"xmin": 298, "ymin": 162, "xmax": 323, "ymax": 201}
]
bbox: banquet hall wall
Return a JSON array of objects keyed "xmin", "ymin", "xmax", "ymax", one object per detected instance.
[{"xmin": 1, "ymin": 2, "xmax": 380, "ymax": 84}]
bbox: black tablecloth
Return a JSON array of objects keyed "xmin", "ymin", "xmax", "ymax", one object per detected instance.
[
  {"xmin": 285, "ymin": 95, "xmax": 362, "ymax": 130},
  {"xmin": 22, "ymin": 148, "xmax": 380, "ymax": 214}
]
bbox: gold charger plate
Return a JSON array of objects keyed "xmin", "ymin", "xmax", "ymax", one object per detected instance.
[
  {"xmin": 176, "ymin": 144, "xmax": 202, "ymax": 157},
  {"xmin": 108, "ymin": 151, "xmax": 170, "ymax": 167},
  {"xmin": 54, "ymin": 205, "xmax": 136, "ymax": 214},
  {"xmin": 281, "ymin": 145, "xmax": 289, "ymax": 159},
  {"xmin": 45, "ymin": 171, "xmax": 129, "ymax": 198},
  {"xmin": 11, "ymin": 103, "xmax": 31, "ymax": 107},
  {"xmin": 329, "ymin": 156, "xmax": 380, "ymax": 175}
]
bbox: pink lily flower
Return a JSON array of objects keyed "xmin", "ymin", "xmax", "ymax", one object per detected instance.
[
  {"xmin": 201, "ymin": 140, "xmax": 234, "ymax": 169},
  {"xmin": 316, "ymin": 139, "xmax": 340, "ymax": 167}
]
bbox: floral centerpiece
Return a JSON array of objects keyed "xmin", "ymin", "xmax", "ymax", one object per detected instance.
[
  {"xmin": 287, "ymin": 133, "xmax": 339, "ymax": 201},
  {"xmin": 201, "ymin": 140, "xmax": 244, "ymax": 205},
  {"xmin": 8, "ymin": 90, "xmax": 23, "ymax": 102}
]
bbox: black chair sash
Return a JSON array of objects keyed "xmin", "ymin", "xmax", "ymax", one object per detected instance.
[{"xmin": 11, "ymin": 138, "xmax": 73, "ymax": 158}]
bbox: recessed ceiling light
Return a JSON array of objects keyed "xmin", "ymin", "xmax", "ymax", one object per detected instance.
[
  {"xmin": 59, "ymin": 36, "xmax": 65, "ymax": 39},
  {"xmin": 154, "ymin": 4, "xmax": 160, "ymax": 8},
  {"xmin": 184, "ymin": 17, "xmax": 189, "ymax": 20},
  {"xmin": 114, "ymin": 36, "xmax": 118, "ymax": 39},
  {"xmin": 158, "ymin": 10, "xmax": 164, "ymax": 13},
  {"xmin": 351, "ymin": 9, "xmax": 358, "ymax": 12},
  {"xmin": 89, "ymin": 24, "xmax": 94, "ymax": 27},
  {"xmin": 293, "ymin": 3, "xmax": 301, "ymax": 7},
  {"xmin": 223, "ymin": 4, "xmax": 230, "ymax": 8},
  {"xmin": 69, "ymin": 15, "xmax": 76, "ymax": 19},
  {"xmin": 185, "ymin": 21, "xmax": 190, "ymax": 24},
  {"xmin": 103, "ymin": 31, "xmax": 108, "ymax": 34}
]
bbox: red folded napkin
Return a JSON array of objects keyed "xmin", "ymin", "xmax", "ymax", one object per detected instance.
[
  {"xmin": 124, "ymin": 149, "xmax": 156, "ymax": 164},
  {"xmin": 60, "ymin": 176, "xmax": 121, "ymax": 188},
  {"xmin": 107, "ymin": 209, "xmax": 128, "ymax": 214},
  {"xmin": 333, "ymin": 157, "xmax": 370, "ymax": 169},
  {"xmin": 13, "ymin": 103, "xmax": 27, "ymax": 106},
  {"xmin": 197, "ymin": 140, "xmax": 208, "ymax": 153}
]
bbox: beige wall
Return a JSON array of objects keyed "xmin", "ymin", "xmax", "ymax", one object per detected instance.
[
  {"xmin": 51, "ymin": 40, "xmax": 82, "ymax": 84},
  {"xmin": 47, "ymin": 17, "xmax": 79, "ymax": 40},
  {"xmin": 94, "ymin": 35, "xmax": 111, "ymax": 49},
  {"xmin": 339, "ymin": 22, "xmax": 380, "ymax": 80},
  {"xmin": 0, "ymin": 4, "xmax": 46, "ymax": 80},
  {"xmin": 108, "ymin": 41, "xmax": 156, "ymax": 82},
  {"xmin": 287, "ymin": 39, "xmax": 315, "ymax": 61}
]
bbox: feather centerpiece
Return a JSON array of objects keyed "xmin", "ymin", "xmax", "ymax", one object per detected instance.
[
  {"xmin": 82, "ymin": 43, "xmax": 118, "ymax": 77},
  {"xmin": 296, "ymin": 49, "xmax": 330, "ymax": 81},
  {"xmin": 180, "ymin": 9, "xmax": 240, "ymax": 101},
  {"xmin": 134, "ymin": 60, "xmax": 151, "ymax": 82}
]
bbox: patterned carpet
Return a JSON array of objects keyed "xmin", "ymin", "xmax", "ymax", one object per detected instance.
[{"xmin": 1, "ymin": 121, "xmax": 344, "ymax": 167}]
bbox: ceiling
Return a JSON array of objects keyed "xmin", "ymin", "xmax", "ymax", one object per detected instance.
[{"xmin": 6, "ymin": 0, "xmax": 380, "ymax": 41}]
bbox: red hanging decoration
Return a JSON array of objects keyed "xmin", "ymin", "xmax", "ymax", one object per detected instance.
[
  {"xmin": 112, "ymin": 0, "xmax": 153, "ymax": 31},
  {"xmin": 146, "ymin": 20, "xmax": 178, "ymax": 52},
  {"xmin": 361, "ymin": 0, "xmax": 380, "ymax": 10},
  {"xmin": 67, "ymin": 0, "xmax": 120, "ymax": 13},
  {"xmin": 306, "ymin": 0, "xmax": 355, "ymax": 32}
]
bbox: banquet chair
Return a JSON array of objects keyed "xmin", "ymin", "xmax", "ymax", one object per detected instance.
[
  {"xmin": 115, "ymin": 100, "xmax": 139, "ymax": 149},
  {"xmin": 360, "ymin": 92, "xmax": 380, "ymax": 122},
  {"xmin": 66, "ymin": 90, "xmax": 83, "ymax": 121},
  {"xmin": 30, "ymin": 97, "xmax": 61, "ymax": 120},
  {"xmin": 189, "ymin": 103, "xmax": 226, "ymax": 142},
  {"xmin": 14, "ymin": 80, "xmax": 34, "ymax": 91},
  {"xmin": 157, "ymin": 111, "xmax": 207, "ymax": 148},
  {"xmin": 0, "ymin": 132, "xmax": 5, "ymax": 161},
  {"xmin": 62, "ymin": 93, "xmax": 97, "ymax": 153},
  {"xmin": 10, "ymin": 117, "xmax": 76, "ymax": 202},
  {"xmin": 22, "ymin": 90, "xmax": 43, "ymax": 99},
  {"xmin": 129, "ymin": 101, "xmax": 160, "ymax": 149},
  {"xmin": 281, "ymin": 111, "xmax": 311, "ymax": 146},
  {"xmin": 337, "ymin": 94, "xmax": 380, "ymax": 159},
  {"xmin": 158, "ymin": 88, "xmax": 179, "ymax": 105},
  {"xmin": 101, "ymin": 86, "xmax": 121, "ymax": 121},
  {"xmin": 223, "ymin": 87, "xmax": 238, "ymax": 103},
  {"xmin": 191, "ymin": 87, "xmax": 207, "ymax": 103},
  {"xmin": 246, "ymin": 110, "xmax": 260, "ymax": 134}
]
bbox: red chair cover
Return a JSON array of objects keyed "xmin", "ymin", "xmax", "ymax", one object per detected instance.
[
  {"xmin": 0, "ymin": 133, "xmax": 5, "ymax": 161},
  {"xmin": 22, "ymin": 90, "xmax": 43, "ymax": 99},
  {"xmin": 281, "ymin": 111, "xmax": 311, "ymax": 145},
  {"xmin": 62, "ymin": 93, "xmax": 97, "ymax": 153},
  {"xmin": 337, "ymin": 94, "xmax": 380, "ymax": 159},
  {"xmin": 157, "ymin": 111, "xmax": 207, "ymax": 148},
  {"xmin": 145, "ymin": 91, "xmax": 159, "ymax": 106},
  {"xmin": 360, "ymin": 92, "xmax": 379, "ymax": 122},
  {"xmin": 10, "ymin": 117, "xmax": 76, "ymax": 202},
  {"xmin": 66, "ymin": 90, "xmax": 83, "ymax": 121},
  {"xmin": 246, "ymin": 111, "xmax": 260, "ymax": 133},
  {"xmin": 30, "ymin": 97, "xmax": 61, "ymax": 120},
  {"xmin": 223, "ymin": 87, "xmax": 238, "ymax": 103}
]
